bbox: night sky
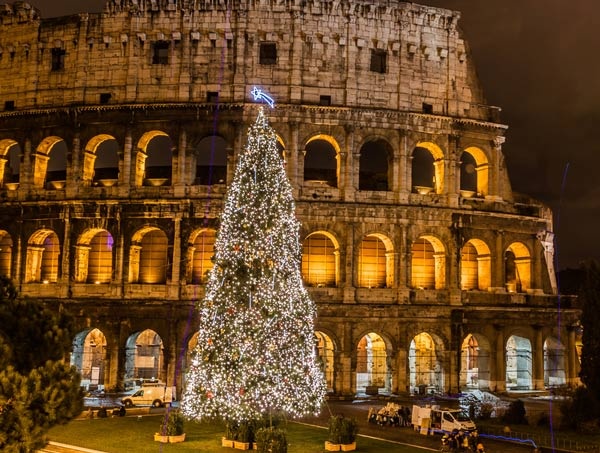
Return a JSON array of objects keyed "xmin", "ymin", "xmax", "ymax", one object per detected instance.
[{"xmin": 24, "ymin": 0, "xmax": 599, "ymax": 270}]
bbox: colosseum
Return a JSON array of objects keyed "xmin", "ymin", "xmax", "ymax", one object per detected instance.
[{"xmin": 0, "ymin": 0, "xmax": 582, "ymax": 398}]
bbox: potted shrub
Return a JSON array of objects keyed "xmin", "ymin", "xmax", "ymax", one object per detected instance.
[
  {"xmin": 166, "ymin": 410, "xmax": 186, "ymax": 443},
  {"xmin": 254, "ymin": 426, "xmax": 287, "ymax": 453},
  {"xmin": 326, "ymin": 415, "xmax": 358, "ymax": 452},
  {"xmin": 234, "ymin": 421, "xmax": 252, "ymax": 450},
  {"xmin": 222, "ymin": 421, "xmax": 237, "ymax": 448}
]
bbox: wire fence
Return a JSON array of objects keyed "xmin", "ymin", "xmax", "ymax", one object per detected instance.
[{"xmin": 480, "ymin": 425, "xmax": 600, "ymax": 452}]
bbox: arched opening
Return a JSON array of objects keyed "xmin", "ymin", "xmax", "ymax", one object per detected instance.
[
  {"xmin": 459, "ymin": 151, "xmax": 477, "ymax": 193},
  {"xmin": 195, "ymin": 136, "xmax": 228, "ymax": 185},
  {"xmin": 315, "ymin": 331, "xmax": 335, "ymax": 393},
  {"xmin": 88, "ymin": 231, "xmax": 114, "ymax": 283},
  {"xmin": 409, "ymin": 332, "xmax": 443, "ymax": 394},
  {"xmin": 41, "ymin": 138, "xmax": 68, "ymax": 189},
  {"xmin": 304, "ymin": 136, "xmax": 338, "ymax": 188},
  {"xmin": 460, "ymin": 239, "xmax": 491, "ymax": 291},
  {"xmin": 359, "ymin": 139, "xmax": 390, "ymax": 191},
  {"xmin": 0, "ymin": 139, "xmax": 20, "ymax": 187},
  {"xmin": 544, "ymin": 336, "xmax": 566, "ymax": 388},
  {"xmin": 411, "ymin": 236, "xmax": 445, "ymax": 289},
  {"xmin": 356, "ymin": 332, "xmax": 389, "ymax": 395},
  {"xmin": 129, "ymin": 228, "xmax": 169, "ymax": 284},
  {"xmin": 188, "ymin": 229, "xmax": 216, "ymax": 284},
  {"xmin": 125, "ymin": 329, "xmax": 165, "ymax": 382},
  {"xmin": 506, "ymin": 335, "xmax": 532, "ymax": 390},
  {"xmin": 462, "ymin": 146, "xmax": 489, "ymax": 196},
  {"xmin": 358, "ymin": 234, "xmax": 392, "ymax": 288},
  {"xmin": 412, "ymin": 142, "xmax": 444, "ymax": 194},
  {"xmin": 71, "ymin": 328, "xmax": 107, "ymax": 392},
  {"xmin": 301, "ymin": 232, "xmax": 338, "ymax": 287},
  {"xmin": 505, "ymin": 242, "xmax": 531, "ymax": 293},
  {"xmin": 0, "ymin": 230, "xmax": 13, "ymax": 278},
  {"xmin": 83, "ymin": 135, "xmax": 119, "ymax": 186},
  {"xmin": 25, "ymin": 230, "xmax": 60, "ymax": 283},
  {"xmin": 460, "ymin": 333, "xmax": 491, "ymax": 390},
  {"xmin": 74, "ymin": 229, "xmax": 114, "ymax": 283},
  {"xmin": 136, "ymin": 131, "xmax": 173, "ymax": 187}
]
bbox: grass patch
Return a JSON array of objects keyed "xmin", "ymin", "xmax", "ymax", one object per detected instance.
[{"xmin": 47, "ymin": 415, "xmax": 427, "ymax": 453}]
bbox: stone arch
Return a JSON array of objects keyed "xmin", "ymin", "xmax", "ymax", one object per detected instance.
[
  {"xmin": 506, "ymin": 334, "xmax": 533, "ymax": 390},
  {"xmin": 83, "ymin": 134, "xmax": 119, "ymax": 186},
  {"xmin": 460, "ymin": 333, "xmax": 492, "ymax": 390},
  {"xmin": 125, "ymin": 329, "xmax": 165, "ymax": 382},
  {"xmin": 71, "ymin": 328, "xmax": 108, "ymax": 391},
  {"xmin": 358, "ymin": 138, "xmax": 392, "ymax": 191},
  {"xmin": 460, "ymin": 238, "xmax": 491, "ymax": 290},
  {"xmin": 304, "ymin": 134, "xmax": 340, "ymax": 188},
  {"xmin": 129, "ymin": 227, "xmax": 168, "ymax": 284},
  {"xmin": 25, "ymin": 229, "xmax": 60, "ymax": 283},
  {"xmin": 301, "ymin": 231, "xmax": 340, "ymax": 287},
  {"xmin": 34, "ymin": 136, "xmax": 67, "ymax": 189},
  {"xmin": 409, "ymin": 331, "xmax": 445, "ymax": 394},
  {"xmin": 0, "ymin": 139, "xmax": 19, "ymax": 186},
  {"xmin": 411, "ymin": 235, "xmax": 446, "ymax": 289},
  {"xmin": 505, "ymin": 241, "xmax": 531, "ymax": 293},
  {"xmin": 356, "ymin": 331, "xmax": 391, "ymax": 395},
  {"xmin": 0, "ymin": 230, "xmax": 13, "ymax": 278},
  {"xmin": 136, "ymin": 131, "xmax": 172, "ymax": 187},
  {"xmin": 412, "ymin": 141, "xmax": 444, "ymax": 194},
  {"xmin": 187, "ymin": 228, "xmax": 216, "ymax": 284},
  {"xmin": 74, "ymin": 229, "xmax": 114, "ymax": 283},
  {"xmin": 544, "ymin": 336, "xmax": 566, "ymax": 388},
  {"xmin": 357, "ymin": 233, "xmax": 394, "ymax": 288},
  {"xmin": 194, "ymin": 135, "xmax": 228, "ymax": 185},
  {"xmin": 461, "ymin": 146, "xmax": 489, "ymax": 197},
  {"xmin": 315, "ymin": 330, "xmax": 336, "ymax": 393}
]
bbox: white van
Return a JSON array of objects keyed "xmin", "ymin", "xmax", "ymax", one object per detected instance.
[
  {"xmin": 412, "ymin": 405, "xmax": 476, "ymax": 434},
  {"xmin": 121, "ymin": 384, "xmax": 176, "ymax": 408}
]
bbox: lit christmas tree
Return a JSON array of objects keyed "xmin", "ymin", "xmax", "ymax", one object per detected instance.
[{"xmin": 181, "ymin": 103, "xmax": 325, "ymax": 423}]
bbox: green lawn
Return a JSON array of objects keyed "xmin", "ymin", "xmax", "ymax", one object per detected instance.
[{"xmin": 47, "ymin": 415, "xmax": 433, "ymax": 453}]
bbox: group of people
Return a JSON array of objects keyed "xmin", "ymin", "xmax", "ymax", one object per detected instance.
[
  {"xmin": 441, "ymin": 429, "xmax": 485, "ymax": 452},
  {"xmin": 367, "ymin": 402, "xmax": 412, "ymax": 427}
]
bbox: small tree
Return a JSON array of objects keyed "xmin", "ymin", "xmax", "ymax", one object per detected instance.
[
  {"xmin": 579, "ymin": 260, "xmax": 600, "ymax": 417},
  {"xmin": 0, "ymin": 277, "xmax": 83, "ymax": 451}
]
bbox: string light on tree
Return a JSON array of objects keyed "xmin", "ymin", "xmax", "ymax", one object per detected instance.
[{"xmin": 182, "ymin": 89, "xmax": 325, "ymax": 423}]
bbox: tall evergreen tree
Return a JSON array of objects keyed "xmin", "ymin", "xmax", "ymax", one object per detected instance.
[
  {"xmin": 579, "ymin": 260, "xmax": 600, "ymax": 413},
  {"xmin": 182, "ymin": 107, "xmax": 325, "ymax": 423},
  {"xmin": 0, "ymin": 276, "xmax": 83, "ymax": 451}
]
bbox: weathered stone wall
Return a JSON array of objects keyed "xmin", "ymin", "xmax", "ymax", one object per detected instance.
[{"xmin": 0, "ymin": 0, "xmax": 490, "ymax": 120}]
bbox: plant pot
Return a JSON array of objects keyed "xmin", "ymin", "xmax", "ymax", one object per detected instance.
[
  {"xmin": 222, "ymin": 437, "xmax": 235, "ymax": 448},
  {"xmin": 325, "ymin": 441, "xmax": 341, "ymax": 451},
  {"xmin": 341, "ymin": 442, "xmax": 356, "ymax": 451},
  {"xmin": 234, "ymin": 440, "xmax": 250, "ymax": 450},
  {"xmin": 169, "ymin": 433, "xmax": 186, "ymax": 443},
  {"xmin": 154, "ymin": 433, "xmax": 169, "ymax": 443}
]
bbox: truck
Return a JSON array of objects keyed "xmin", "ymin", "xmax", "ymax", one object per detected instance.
[
  {"xmin": 121, "ymin": 383, "xmax": 176, "ymax": 408},
  {"xmin": 412, "ymin": 405, "xmax": 476, "ymax": 434}
]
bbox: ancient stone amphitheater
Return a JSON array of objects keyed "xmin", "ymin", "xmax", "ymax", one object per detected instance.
[{"xmin": 0, "ymin": 0, "xmax": 581, "ymax": 397}]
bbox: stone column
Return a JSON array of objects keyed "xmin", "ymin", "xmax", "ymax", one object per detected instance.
[
  {"xmin": 492, "ymin": 230, "xmax": 505, "ymax": 291},
  {"xmin": 397, "ymin": 130, "xmax": 410, "ymax": 202},
  {"xmin": 286, "ymin": 121, "xmax": 299, "ymax": 191},
  {"xmin": 566, "ymin": 326, "xmax": 580, "ymax": 387},
  {"xmin": 491, "ymin": 326, "xmax": 506, "ymax": 392},
  {"xmin": 122, "ymin": 129, "xmax": 133, "ymax": 188},
  {"xmin": 61, "ymin": 209, "xmax": 71, "ymax": 285},
  {"xmin": 533, "ymin": 326, "xmax": 544, "ymax": 389},
  {"xmin": 343, "ymin": 124, "xmax": 356, "ymax": 202},
  {"xmin": 171, "ymin": 216, "xmax": 182, "ymax": 285},
  {"xmin": 488, "ymin": 136, "xmax": 505, "ymax": 201},
  {"xmin": 174, "ymin": 128, "xmax": 187, "ymax": 187}
]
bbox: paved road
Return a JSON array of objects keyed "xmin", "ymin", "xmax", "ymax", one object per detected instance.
[{"xmin": 302, "ymin": 398, "xmax": 540, "ymax": 453}]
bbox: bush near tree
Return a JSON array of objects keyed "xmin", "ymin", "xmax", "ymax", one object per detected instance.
[{"xmin": 0, "ymin": 276, "xmax": 83, "ymax": 452}]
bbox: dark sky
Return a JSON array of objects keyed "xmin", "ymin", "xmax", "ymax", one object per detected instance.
[{"xmin": 26, "ymin": 0, "xmax": 600, "ymax": 270}]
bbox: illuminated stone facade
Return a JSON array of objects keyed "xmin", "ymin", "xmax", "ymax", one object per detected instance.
[{"xmin": 0, "ymin": 0, "xmax": 581, "ymax": 396}]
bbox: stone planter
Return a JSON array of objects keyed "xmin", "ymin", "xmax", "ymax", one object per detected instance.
[
  {"xmin": 234, "ymin": 440, "xmax": 250, "ymax": 450},
  {"xmin": 324, "ymin": 441, "xmax": 341, "ymax": 451},
  {"xmin": 222, "ymin": 437, "xmax": 235, "ymax": 448},
  {"xmin": 154, "ymin": 433, "xmax": 169, "ymax": 443},
  {"xmin": 340, "ymin": 442, "xmax": 356, "ymax": 451},
  {"xmin": 169, "ymin": 433, "xmax": 186, "ymax": 443}
]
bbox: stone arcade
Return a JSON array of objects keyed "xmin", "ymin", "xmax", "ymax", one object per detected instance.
[{"xmin": 0, "ymin": 0, "xmax": 581, "ymax": 397}]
